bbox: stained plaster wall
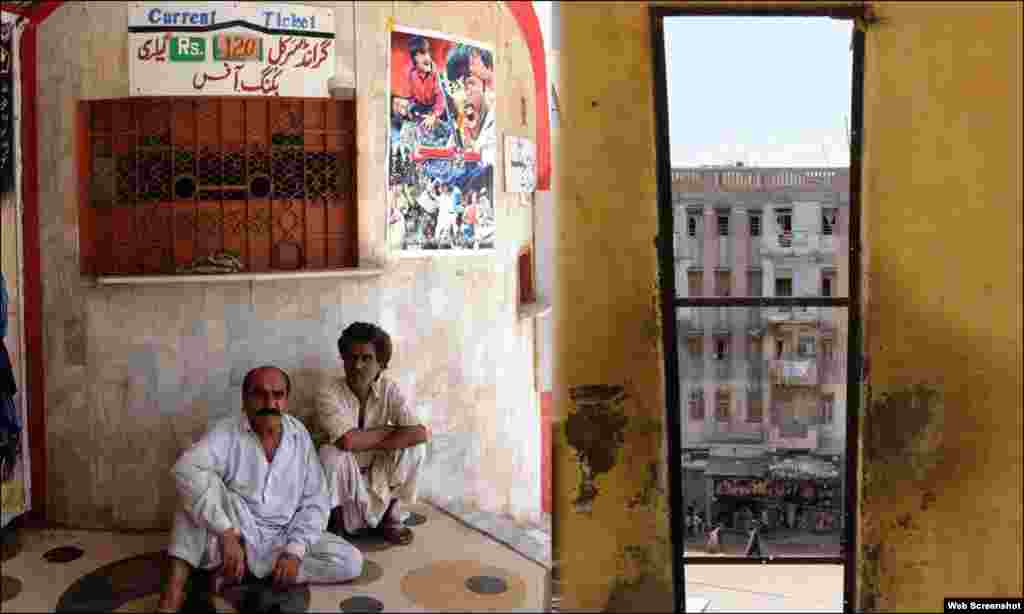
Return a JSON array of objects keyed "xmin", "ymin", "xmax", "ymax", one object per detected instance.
[
  {"xmin": 553, "ymin": 1, "xmax": 1022, "ymax": 611},
  {"xmin": 34, "ymin": 0, "xmax": 543, "ymax": 530}
]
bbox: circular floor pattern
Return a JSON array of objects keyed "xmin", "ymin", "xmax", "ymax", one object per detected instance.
[
  {"xmin": 404, "ymin": 511, "xmax": 427, "ymax": 527},
  {"xmin": 346, "ymin": 559, "xmax": 384, "ymax": 587},
  {"xmin": 339, "ymin": 595, "xmax": 385, "ymax": 612},
  {"xmin": 466, "ymin": 575, "xmax": 509, "ymax": 595},
  {"xmin": 400, "ymin": 560, "xmax": 527, "ymax": 611},
  {"xmin": 56, "ymin": 551, "xmax": 311, "ymax": 613},
  {"xmin": 1, "ymin": 575, "xmax": 24, "ymax": 603},
  {"xmin": 345, "ymin": 532, "xmax": 394, "ymax": 553},
  {"xmin": 0, "ymin": 535, "xmax": 21, "ymax": 563},
  {"xmin": 112, "ymin": 592, "xmax": 236, "ymax": 613},
  {"xmin": 44, "ymin": 545, "xmax": 85, "ymax": 563}
]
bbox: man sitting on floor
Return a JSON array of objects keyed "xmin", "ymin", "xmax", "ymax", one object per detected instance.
[
  {"xmin": 316, "ymin": 322, "xmax": 430, "ymax": 546},
  {"xmin": 158, "ymin": 366, "xmax": 363, "ymax": 612}
]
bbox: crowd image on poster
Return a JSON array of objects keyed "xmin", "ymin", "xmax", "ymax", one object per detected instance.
[{"xmin": 387, "ymin": 26, "xmax": 496, "ymax": 253}]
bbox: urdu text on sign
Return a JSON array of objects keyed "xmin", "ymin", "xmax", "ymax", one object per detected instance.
[{"xmin": 128, "ymin": 3, "xmax": 334, "ymax": 97}]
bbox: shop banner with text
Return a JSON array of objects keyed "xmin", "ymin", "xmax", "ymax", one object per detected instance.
[{"xmin": 128, "ymin": 2, "xmax": 334, "ymax": 97}]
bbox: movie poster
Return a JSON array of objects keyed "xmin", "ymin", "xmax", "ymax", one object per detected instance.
[{"xmin": 387, "ymin": 26, "xmax": 496, "ymax": 253}]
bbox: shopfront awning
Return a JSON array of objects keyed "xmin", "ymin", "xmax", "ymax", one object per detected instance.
[{"xmin": 706, "ymin": 456, "xmax": 770, "ymax": 478}]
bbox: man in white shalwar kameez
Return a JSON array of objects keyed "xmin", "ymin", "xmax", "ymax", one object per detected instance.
[
  {"xmin": 316, "ymin": 322, "xmax": 429, "ymax": 546},
  {"xmin": 157, "ymin": 366, "xmax": 363, "ymax": 612}
]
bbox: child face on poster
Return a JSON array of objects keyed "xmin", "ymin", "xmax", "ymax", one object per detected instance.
[
  {"xmin": 469, "ymin": 48, "xmax": 492, "ymax": 86},
  {"xmin": 414, "ymin": 48, "xmax": 433, "ymax": 76},
  {"xmin": 392, "ymin": 96, "xmax": 410, "ymax": 120}
]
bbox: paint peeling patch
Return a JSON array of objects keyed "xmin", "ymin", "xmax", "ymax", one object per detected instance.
[
  {"xmin": 920, "ymin": 491, "xmax": 936, "ymax": 511},
  {"xmin": 605, "ymin": 544, "xmax": 673, "ymax": 612},
  {"xmin": 865, "ymin": 384, "xmax": 944, "ymax": 485},
  {"xmin": 564, "ymin": 385, "xmax": 628, "ymax": 514},
  {"xmin": 860, "ymin": 542, "xmax": 882, "ymax": 612},
  {"xmin": 627, "ymin": 462, "xmax": 663, "ymax": 510}
]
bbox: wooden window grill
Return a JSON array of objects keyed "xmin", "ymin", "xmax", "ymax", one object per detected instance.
[{"xmin": 79, "ymin": 97, "xmax": 357, "ymax": 276}]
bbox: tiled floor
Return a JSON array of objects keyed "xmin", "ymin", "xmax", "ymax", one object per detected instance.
[
  {"xmin": 0, "ymin": 503, "xmax": 548, "ymax": 613},
  {"xmin": 684, "ymin": 564, "xmax": 844, "ymax": 612}
]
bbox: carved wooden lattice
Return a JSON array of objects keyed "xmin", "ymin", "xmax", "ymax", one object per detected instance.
[{"xmin": 80, "ymin": 97, "xmax": 357, "ymax": 275}]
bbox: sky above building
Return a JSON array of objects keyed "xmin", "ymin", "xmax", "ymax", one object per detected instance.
[{"xmin": 664, "ymin": 16, "xmax": 853, "ymax": 168}]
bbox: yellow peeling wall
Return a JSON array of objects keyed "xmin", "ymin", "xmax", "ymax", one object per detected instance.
[{"xmin": 553, "ymin": 1, "xmax": 1022, "ymax": 611}]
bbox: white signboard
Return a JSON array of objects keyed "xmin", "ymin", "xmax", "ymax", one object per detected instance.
[{"xmin": 129, "ymin": 3, "xmax": 335, "ymax": 97}]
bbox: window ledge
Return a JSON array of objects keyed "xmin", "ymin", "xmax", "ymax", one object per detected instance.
[
  {"xmin": 93, "ymin": 267, "xmax": 387, "ymax": 285},
  {"xmin": 517, "ymin": 300, "xmax": 552, "ymax": 320}
]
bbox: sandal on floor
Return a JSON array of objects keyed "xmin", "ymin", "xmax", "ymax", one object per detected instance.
[{"xmin": 378, "ymin": 524, "xmax": 414, "ymax": 545}]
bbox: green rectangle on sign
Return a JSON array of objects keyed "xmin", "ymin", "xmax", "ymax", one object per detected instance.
[{"xmin": 170, "ymin": 37, "xmax": 206, "ymax": 61}]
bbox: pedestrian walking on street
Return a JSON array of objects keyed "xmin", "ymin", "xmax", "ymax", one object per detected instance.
[
  {"xmin": 706, "ymin": 524, "xmax": 721, "ymax": 554},
  {"xmin": 745, "ymin": 521, "xmax": 763, "ymax": 557}
]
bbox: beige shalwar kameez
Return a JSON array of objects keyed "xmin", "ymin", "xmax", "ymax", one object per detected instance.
[{"xmin": 315, "ymin": 375, "xmax": 427, "ymax": 532}]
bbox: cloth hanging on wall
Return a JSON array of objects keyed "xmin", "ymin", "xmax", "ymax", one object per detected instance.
[
  {"xmin": 1, "ymin": 242, "xmax": 28, "ymax": 529},
  {"xmin": 0, "ymin": 19, "xmax": 14, "ymax": 195}
]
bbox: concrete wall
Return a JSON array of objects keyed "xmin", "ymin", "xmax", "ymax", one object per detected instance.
[
  {"xmin": 554, "ymin": 1, "xmax": 1021, "ymax": 611},
  {"xmin": 35, "ymin": 0, "xmax": 543, "ymax": 529},
  {"xmin": 856, "ymin": 1, "xmax": 1022, "ymax": 609}
]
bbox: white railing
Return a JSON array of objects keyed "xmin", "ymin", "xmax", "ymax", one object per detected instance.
[{"xmin": 670, "ymin": 167, "xmax": 849, "ymax": 193}]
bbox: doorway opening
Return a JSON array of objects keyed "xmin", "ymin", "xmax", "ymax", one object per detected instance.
[{"xmin": 650, "ymin": 7, "xmax": 865, "ymax": 613}]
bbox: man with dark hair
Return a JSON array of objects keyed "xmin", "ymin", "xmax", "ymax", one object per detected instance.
[
  {"xmin": 157, "ymin": 366, "xmax": 363, "ymax": 612},
  {"xmin": 316, "ymin": 323, "xmax": 429, "ymax": 546},
  {"xmin": 405, "ymin": 35, "xmax": 446, "ymax": 132}
]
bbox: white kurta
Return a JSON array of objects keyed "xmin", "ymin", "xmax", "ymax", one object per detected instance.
[
  {"xmin": 315, "ymin": 376, "xmax": 427, "ymax": 531},
  {"xmin": 168, "ymin": 413, "xmax": 362, "ymax": 583}
]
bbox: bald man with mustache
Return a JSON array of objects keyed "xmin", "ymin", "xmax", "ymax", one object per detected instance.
[{"xmin": 158, "ymin": 366, "xmax": 363, "ymax": 612}]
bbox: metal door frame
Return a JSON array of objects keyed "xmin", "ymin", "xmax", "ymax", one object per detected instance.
[{"xmin": 649, "ymin": 6, "xmax": 866, "ymax": 612}]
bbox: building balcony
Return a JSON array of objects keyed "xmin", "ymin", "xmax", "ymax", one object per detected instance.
[
  {"xmin": 760, "ymin": 231, "xmax": 837, "ymax": 259},
  {"xmin": 768, "ymin": 423, "xmax": 820, "ymax": 450},
  {"xmin": 704, "ymin": 422, "xmax": 767, "ymax": 444},
  {"xmin": 766, "ymin": 306, "xmax": 823, "ymax": 324},
  {"xmin": 769, "ymin": 358, "xmax": 818, "ymax": 386}
]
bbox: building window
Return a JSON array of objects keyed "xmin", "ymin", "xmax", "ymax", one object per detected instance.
[
  {"xmin": 686, "ymin": 336, "xmax": 703, "ymax": 358},
  {"xmin": 821, "ymin": 337, "xmax": 834, "ymax": 361},
  {"xmin": 715, "ymin": 270, "xmax": 731, "ymax": 297},
  {"xmin": 714, "ymin": 337, "xmax": 729, "ymax": 361},
  {"xmin": 775, "ymin": 276, "xmax": 793, "ymax": 297},
  {"xmin": 775, "ymin": 339, "xmax": 785, "ymax": 359},
  {"xmin": 747, "ymin": 269, "xmax": 763, "ymax": 297},
  {"xmin": 822, "ymin": 207, "xmax": 837, "ymax": 235},
  {"xmin": 775, "ymin": 207, "xmax": 793, "ymax": 233},
  {"xmin": 821, "ymin": 269, "xmax": 836, "ymax": 297},
  {"xmin": 749, "ymin": 212, "xmax": 762, "ymax": 237},
  {"xmin": 688, "ymin": 270, "xmax": 703, "ymax": 297},
  {"xmin": 820, "ymin": 393, "xmax": 835, "ymax": 424},
  {"xmin": 80, "ymin": 97, "xmax": 358, "ymax": 275},
  {"xmin": 717, "ymin": 212, "xmax": 730, "ymax": 236},
  {"xmin": 715, "ymin": 389, "xmax": 731, "ymax": 422},
  {"xmin": 689, "ymin": 390, "xmax": 705, "ymax": 420},
  {"xmin": 687, "ymin": 210, "xmax": 700, "ymax": 237},
  {"xmin": 747, "ymin": 394, "xmax": 763, "ymax": 423},
  {"xmin": 798, "ymin": 335, "xmax": 816, "ymax": 357}
]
